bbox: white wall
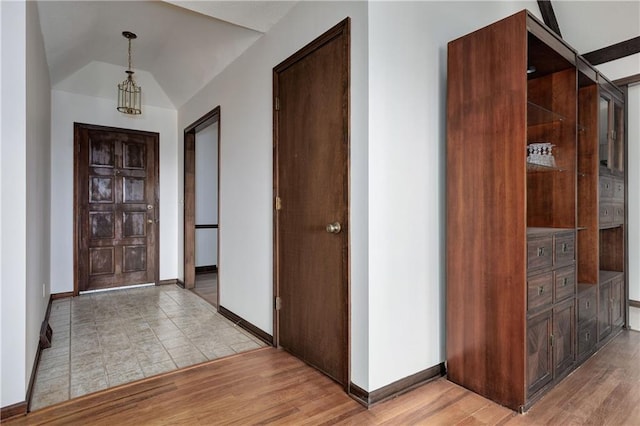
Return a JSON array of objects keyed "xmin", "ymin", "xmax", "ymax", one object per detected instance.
[
  {"xmin": 195, "ymin": 122, "xmax": 218, "ymax": 267},
  {"xmin": 178, "ymin": 1, "xmax": 370, "ymax": 388},
  {"xmin": 0, "ymin": 0, "xmax": 52, "ymax": 408},
  {"xmin": 366, "ymin": 0, "xmax": 540, "ymax": 390},
  {"xmin": 0, "ymin": 0, "xmax": 27, "ymax": 408},
  {"xmin": 50, "ymin": 87, "xmax": 179, "ymax": 293},
  {"xmin": 25, "ymin": 0, "xmax": 52, "ymax": 394}
]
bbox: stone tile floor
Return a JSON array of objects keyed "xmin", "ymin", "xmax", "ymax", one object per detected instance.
[{"xmin": 31, "ymin": 284, "xmax": 265, "ymax": 410}]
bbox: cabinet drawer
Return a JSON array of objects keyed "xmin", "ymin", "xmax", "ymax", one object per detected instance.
[
  {"xmin": 554, "ymin": 233, "xmax": 575, "ymax": 267},
  {"xmin": 613, "ymin": 204, "xmax": 624, "ymax": 224},
  {"xmin": 528, "ymin": 272, "xmax": 554, "ymax": 313},
  {"xmin": 527, "ymin": 237, "xmax": 553, "ymax": 270},
  {"xmin": 578, "ymin": 319, "xmax": 597, "ymax": 358},
  {"xmin": 578, "ymin": 287, "xmax": 597, "ymax": 323},
  {"xmin": 613, "ymin": 179, "xmax": 624, "ymax": 201},
  {"xmin": 600, "ymin": 176, "xmax": 614, "ymax": 199},
  {"xmin": 599, "ymin": 204, "xmax": 614, "ymax": 225},
  {"xmin": 554, "ymin": 267, "xmax": 575, "ymax": 303}
]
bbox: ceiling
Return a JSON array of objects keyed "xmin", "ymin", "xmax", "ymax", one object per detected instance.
[
  {"xmin": 36, "ymin": 1, "xmax": 297, "ymax": 109},
  {"xmin": 36, "ymin": 1, "xmax": 638, "ymax": 110}
]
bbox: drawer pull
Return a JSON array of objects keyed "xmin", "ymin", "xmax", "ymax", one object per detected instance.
[
  {"xmin": 538, "ymin": 286, "xmax": 545, "ymax": 295},
  {"xmin": 604, "ymin": 209, "xmax": 609, "ymax": 216},
  {"xmin": 537, "ymin": 247, "xmax": 546, "ymax": 257},
  {"xmin": 562, "ymin": 277, "xmax": 568, "ymax": 287},
  {"xmin": 585, "ymin": 300, "xmax": 590, "ymax": 309},
  {"xmin": 561, "ymin": 243, "xmax": 568, "ymax": 253},
  {"xmin": 585, "ymin": 331, "xmax": 591, "ymax": 341}
]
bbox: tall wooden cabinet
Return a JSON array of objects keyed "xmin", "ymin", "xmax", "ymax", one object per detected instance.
[{"xmin": 446, "ymin": 10, "xmax": 627, "ymax": 412}]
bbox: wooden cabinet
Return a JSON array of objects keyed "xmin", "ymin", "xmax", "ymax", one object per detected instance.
[
  {"xmin": 446, "ymin": 9, "xmax": 626, "ymax": 412},
  {"xmin": 526, "ymin": 229, "xmax": 576, "ymax": 399},
  {"xmin": 599, "ymin": 271, "xmax": 625, "ymax": 341},
  {"xmin": 577, "ymin": 284, "xmax": 598, "ymax": 360}
]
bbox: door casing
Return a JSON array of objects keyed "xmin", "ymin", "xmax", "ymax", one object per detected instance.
[{"xmin": 184, "ymin": 106, "xmax": 221, "ymax": 306}]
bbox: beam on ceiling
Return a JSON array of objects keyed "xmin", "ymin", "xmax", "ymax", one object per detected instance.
[
  {"xmin": 537, "ymin": 0, "xmax": 562, "ymax": 38},
  {"xmin": 584, "ymin": 37, "xmax": 640, "ymax": 65},
  {"xmin": 614, "ymin": 73, "xmax": 640, "ymax": 87}
]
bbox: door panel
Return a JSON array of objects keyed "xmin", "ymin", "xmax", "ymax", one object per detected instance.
[
  {"xmin": 75, "ymin": 123, "xmax": 159, "ymax": 293},
  {"xmin": 274, "ymin": 19, "xmax": 350, "ymax": 386}
]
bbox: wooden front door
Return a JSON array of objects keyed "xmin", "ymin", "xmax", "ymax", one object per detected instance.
[
  {"xmin": 74, "ymin": 123, "xmax": 159, "ymax": 293},
  {"xmin": 274, "ymin": 19, "xmax": 350, "ymax": 386}
]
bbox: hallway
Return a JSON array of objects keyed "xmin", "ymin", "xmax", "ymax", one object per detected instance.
[{"xmin": 30, "ymin": 285, "xmax": 265, "ymax": 410}]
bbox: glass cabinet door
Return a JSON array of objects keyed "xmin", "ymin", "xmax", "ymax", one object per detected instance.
[
  {"xmin": 612, "ymin": 101, "xmax": 624, "ymax": 172},
  {"xmin": 598, "ymin": 93, "xmax": 625, "ymax": 173},
  {"xmin": 599, "ymin": 96, "xmax": 610, "ymax": 168}
]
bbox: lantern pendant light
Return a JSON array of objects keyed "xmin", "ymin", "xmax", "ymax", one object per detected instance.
[{"xmin": 117, "ymin": 31, "xmax": 142, "ymax": 115}]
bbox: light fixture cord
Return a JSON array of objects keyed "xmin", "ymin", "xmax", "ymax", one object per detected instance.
[{"xmin": 128, "ymin": 38, "xmax": 133, "ymax": 72}]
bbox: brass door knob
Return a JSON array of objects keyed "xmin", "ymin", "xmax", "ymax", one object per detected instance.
[{"xmin": 326, "ymin": 222, "xmax": 342, "ymax": 234}]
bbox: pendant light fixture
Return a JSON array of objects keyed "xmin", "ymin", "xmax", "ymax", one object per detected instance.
[{"xmin": 117, "ymin": 31, "xmax": 142, "ymax": 115}]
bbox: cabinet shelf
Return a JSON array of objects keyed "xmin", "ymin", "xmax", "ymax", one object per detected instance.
[
  {"xmin": 526, "ymin": 162, "xmax": 566, "ymax": 173},
  {"xmin": 528, "ymin": 101, "xmax": 566, "ymax": 126}
]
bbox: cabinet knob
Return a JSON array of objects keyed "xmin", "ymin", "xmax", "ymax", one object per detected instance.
[{"xmin": 538, "ymin": 286, "xmax": 545, "ymax": 295}]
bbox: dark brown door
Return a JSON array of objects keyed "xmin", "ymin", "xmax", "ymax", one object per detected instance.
[
  {"xmin": 274, "ymin": 19, "xmax": 350, "ymax": 386},
  {"xmin": 74, "ymin": 123, "xmax": 159, "ymax": 293}
]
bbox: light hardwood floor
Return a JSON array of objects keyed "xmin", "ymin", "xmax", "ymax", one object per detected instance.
[{"xmin": 7, "ymin": 330, "xmax": 640, "ymax": 425}]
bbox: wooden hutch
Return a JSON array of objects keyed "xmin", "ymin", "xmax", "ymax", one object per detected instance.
[{"xmin": 446, "ymin": 10, "xmax": 627, "ymax": 411}]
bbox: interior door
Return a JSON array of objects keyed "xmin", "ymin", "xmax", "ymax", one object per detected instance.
[
  {"xmin": 274, "ymin": 19, "xmax": 350, "ymax": 386},
  {"xmin": 75, "ymin": 123, "xmax": 159, "ymax": 293}
]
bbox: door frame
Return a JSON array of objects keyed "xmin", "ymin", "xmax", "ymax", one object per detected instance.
[
  {"xmin": 73, "ymin": 122, "xmax": 160, "ymax": 296},
  {"xmin": 183, "ymin": 106, "xmax": 221, "ymax": 306},
  {"xmin": 272, "ymin": 18, "xmax": 351, "ymax": 387}
]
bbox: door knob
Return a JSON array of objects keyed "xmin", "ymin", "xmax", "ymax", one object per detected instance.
[
  {"xmin": 147, "ymin": 219, "xmax": 153, "ymax": 224},
  {"xmin": 326, "ymin": 222, "xmax": 342, "ymax": 234}
]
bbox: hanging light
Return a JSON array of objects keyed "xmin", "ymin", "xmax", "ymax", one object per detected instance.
[{"xmin": 117, "ymin": 31, "xmax": 142, "ymax": 115}]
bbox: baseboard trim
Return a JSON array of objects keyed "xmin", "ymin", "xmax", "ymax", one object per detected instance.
[
  {"xmin": 349, "ymin": 362, "xmax": 446, "ymax": 407},
  {"xmin": 52, "ymin": 291, "xmax": 74, "ymax": 300},
  {"xmin": 25, "ymin": 295, "xmax": 54, "ymax": 412},
  {"xmin": 158, "ymin": 279, "xmax": 185, "ymax": 288},
  {"xmin": 218, "ymin": 305, "xmax": 273, "ymax": 346},
  {"xmin": 1, "ymin": 401, "xmax": 27, "ymax": 421},
  {"xmin": 630, "ymin": 299, "xmax": 640, "ymax": 309},
  {"xmin": 196, "ymin": 265, "xmax": 217, "ymax": 274}
]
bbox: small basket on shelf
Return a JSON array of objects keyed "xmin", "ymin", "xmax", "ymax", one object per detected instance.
[{"xmin": 527, "ymin": 142, "xmax": 556, "ymax": 170}]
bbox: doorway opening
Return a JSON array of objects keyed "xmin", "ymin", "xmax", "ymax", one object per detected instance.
[{"xmin": 184, "ymin": 107, "xmax": 220, "ymax": 308}]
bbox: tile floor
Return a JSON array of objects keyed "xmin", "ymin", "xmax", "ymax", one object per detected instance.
[{"xmin": 31, "ymin": 284, "xmax": 265, "ymax": 410}]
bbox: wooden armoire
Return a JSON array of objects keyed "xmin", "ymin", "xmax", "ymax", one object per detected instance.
[{"xmin": 446, "ymin": 10, "xmax": 627, "ymax": 411}]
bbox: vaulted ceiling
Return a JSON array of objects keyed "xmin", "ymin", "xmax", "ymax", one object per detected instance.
[
  {"xmin": 37, "ymin": 1, "xmax": 297, "ymax": 109},
  {"xmin": 36, "ymin": 1, "xmax": 639, "ymax": 110}
]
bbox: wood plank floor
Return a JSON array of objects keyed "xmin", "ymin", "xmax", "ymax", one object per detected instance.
[{"xmin": 7, "ymin": 330, "xmax": 640, "ymax": 425}]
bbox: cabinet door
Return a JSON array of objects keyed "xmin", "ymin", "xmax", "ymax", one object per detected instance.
[
  {"xmin": 553, "ymin": 300, "xmax": 575, "ymax": 377},
  {"xmin": 611, "ymin": 277, "xmax": 624, "ymax": 327},
  {"xmin": 527, "ymin": 310, "xmax": 553, "ymax": 397},
  {"xmin": 612, "ymin": 101, "xmax": 624, "ymax": 172},
  {"xmin": 598, "ymin": 282, "xmax": 612, "ymax": 341},
  {"xmin": 599, "ymin": 92, "xmax": 625, "ymax": 172}
]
